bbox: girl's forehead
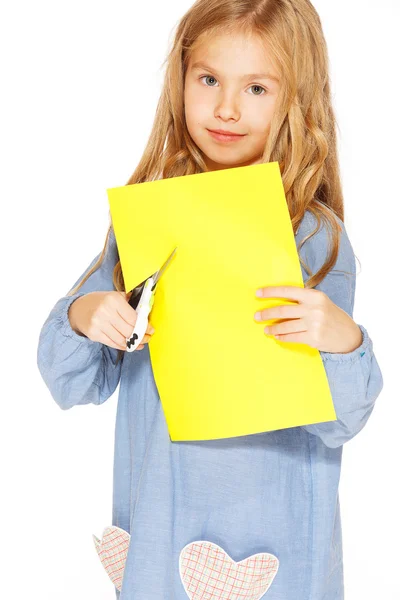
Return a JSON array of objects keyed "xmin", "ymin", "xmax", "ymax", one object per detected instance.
[
  {"xmin": 187, "ymin": 31, "xmax": 280, "ymax": 82},
  {"xmin": 190, "ymin": 28, "xmax": 262, "ymax": 55}
]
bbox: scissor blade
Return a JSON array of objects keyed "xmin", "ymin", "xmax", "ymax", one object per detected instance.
[{"xmin": 152, "ymin": 247, "xmax": 177, "ymax": 285}]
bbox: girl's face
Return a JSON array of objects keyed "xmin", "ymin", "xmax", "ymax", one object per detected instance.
[{"xmin": 184, "ymin": 31, "xmax": 281, "ymax": 172}]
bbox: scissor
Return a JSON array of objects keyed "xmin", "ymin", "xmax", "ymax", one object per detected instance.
[{"xmin": 125, "ymin": 247, "xmax": 177, "ymax": 352}]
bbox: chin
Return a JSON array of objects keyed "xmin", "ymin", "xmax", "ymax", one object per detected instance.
[{"xmin": 200, "ymin": 145, "xmax": 242, "ymax": 162}]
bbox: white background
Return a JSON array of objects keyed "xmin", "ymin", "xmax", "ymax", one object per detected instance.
[{"xmin": 1, "ymin": 0, "xmax": 398, "ymax": 598}]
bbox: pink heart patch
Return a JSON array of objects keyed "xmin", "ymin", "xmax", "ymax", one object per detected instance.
[
  {"xmin": 179, "ymin": 540, "xmax": 279, "ymax": 600},
  {"xmin": 92, "ymin": 526, "xmax": 130, "ymax": 591}
]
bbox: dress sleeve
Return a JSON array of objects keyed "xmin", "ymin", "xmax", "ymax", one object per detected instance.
[
  {"xmin": 37, "ymin": 226, "xmax": 124, "ymax": 410},
  {"xmin": 296, "ymin": 211, "xmax": 384, "ymax": 448}
]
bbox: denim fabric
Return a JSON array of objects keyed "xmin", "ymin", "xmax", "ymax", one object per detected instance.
[{"xmin": 37, "ymin": 209, "xmax": 383, "ymax": 600}]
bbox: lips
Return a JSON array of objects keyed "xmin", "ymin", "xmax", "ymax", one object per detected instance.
[
  {"xmin": 207, "ymin": 129, "xmax": 244, "ymax": 137},
  {"xmin": 207, "ymin": 129, "xmax": 246, "ymax": 142}
]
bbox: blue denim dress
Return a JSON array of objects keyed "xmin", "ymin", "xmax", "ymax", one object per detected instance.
[{"xmin": 37, "ymin": 209, "xmax": 384, "ymax": 600}]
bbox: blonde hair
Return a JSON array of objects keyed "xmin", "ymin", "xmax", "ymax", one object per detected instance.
[{"xmin": 68, "ymin": 0, "xmax": 356, "ymax": 362}]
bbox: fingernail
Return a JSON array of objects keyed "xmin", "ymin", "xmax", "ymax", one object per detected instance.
[
  {"xmin": 256, "ymin": 289, "xmax": 263, "ymax": 297},
  {"xmin": 254, "ymin": 312, "xmax": 262, "ymax": 321}
]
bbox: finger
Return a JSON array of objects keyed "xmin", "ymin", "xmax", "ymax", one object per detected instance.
[
  {"xmin": 99, "ymin": 329, "xmax": 127, "ymax": 351},
  {"xmin": 264, "ymin": 318, "xmax": 307, "ymax": 336},
  {"xmin": 255, "ymin": 304, "xmax": 305, "ymax": 322},
  {"xmin": 110, "ymin": 313, "xmax": 139, "ymax": 340},
  {"xmin": 109, "ymin": 307, "xmax": 155, "ymax": 346},
  {"xmin": 116, "ymin": 318, "xmax": 154, "ymax": 340},
  {"xmin": 270, "ymin": 331, "xmax": 311, "ymax": 345},
  {"xmin": 114, "ymin": 294, "xmax": 139, "ymax": 328},
  {"xmin": 102, "ymin": 321, "xmax": 129, "ymax": 350},
  {"xmin": 137, "ymin": 330, "xmax": 155, "ymax": 350},
  {"xmin": 116, "ymin": 305, "xmax": 155, "ymax": 337},
  {"xmin": 256, "ymin": 285, "xmax": 308, "ymax": 302}
]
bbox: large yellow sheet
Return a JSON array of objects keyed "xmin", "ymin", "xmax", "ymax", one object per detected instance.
[{"xmin": 107, "ymin": 161, "xmax": 336, "ymax": 441}]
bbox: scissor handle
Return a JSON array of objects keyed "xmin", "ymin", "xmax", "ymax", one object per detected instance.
[{"xmin": 126, "ymin": 277, "xmax": 156, "ymax": 352}]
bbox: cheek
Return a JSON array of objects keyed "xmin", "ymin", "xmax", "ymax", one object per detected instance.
[
  {"xmin": 185, "ymin": 86, "xmax": 210, "ymax": 125},
  {"xmin": 244, "ymin": 107, "xmax": 274, "ymax": 145},
  {"xmin": 250, "ymin": 102, "xmax": 274, "ymax": 129}
]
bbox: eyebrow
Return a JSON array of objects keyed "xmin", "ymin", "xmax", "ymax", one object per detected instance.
[{"xmin": 190, "ymin": 61, "xmax": 279, "ymax": 83}]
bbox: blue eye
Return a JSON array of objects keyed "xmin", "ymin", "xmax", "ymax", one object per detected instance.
[{"xmin": 199, "ymin": 76, "xmax": 267, "ymax": 95}]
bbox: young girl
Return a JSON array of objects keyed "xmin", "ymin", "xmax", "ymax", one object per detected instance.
[{"xmin": 37, "ymin": 0, "xmax": 384, "ymax": 598}]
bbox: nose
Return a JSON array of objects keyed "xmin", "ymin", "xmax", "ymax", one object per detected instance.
[{"xmin": 214, "ymin": 89, "xmax": 240, "ymax": 122}]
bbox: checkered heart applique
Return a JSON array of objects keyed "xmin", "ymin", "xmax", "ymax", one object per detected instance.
[
  {"xmin": 179, "ymin": 540, "xmax": 279, "ymax": 599},
  {"xmin": 93, "ymin": 527, "xmax": 279, "ymax": 598},
  {"xmin": 92, "ymin": 526, "xmax": 130, "ymax": 591}
]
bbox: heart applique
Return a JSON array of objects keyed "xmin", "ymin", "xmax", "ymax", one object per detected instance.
[
  {"xmin": 179, "ymin": 540, "xmax": 279, "ymax": 600},
  {"xmin": 93, "ymin": 527, "xmax": 279, "ymax": 598},
  {"xmin": 92, "ymin": 526, "xmax": 130, "ymax": 591}
]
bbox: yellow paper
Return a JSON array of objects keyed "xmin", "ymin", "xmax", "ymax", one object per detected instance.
[{"xmin": 107, "ymin": 161, "xmax": 336, "ymax": 441}]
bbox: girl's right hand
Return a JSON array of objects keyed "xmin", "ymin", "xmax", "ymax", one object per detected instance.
[{"xmin": 68, "ymin": 291, "xmax": 155, "ymax": 351}]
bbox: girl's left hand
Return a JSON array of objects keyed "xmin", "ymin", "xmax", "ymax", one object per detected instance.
[{"xmin": 254, "ymin": 285, "xmax": 363, "ymax": 354}]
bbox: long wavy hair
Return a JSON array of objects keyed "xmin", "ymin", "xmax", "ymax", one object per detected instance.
[{"xmin": 68, "ymin": 0, "xmax": 356, "ymax": 363}]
